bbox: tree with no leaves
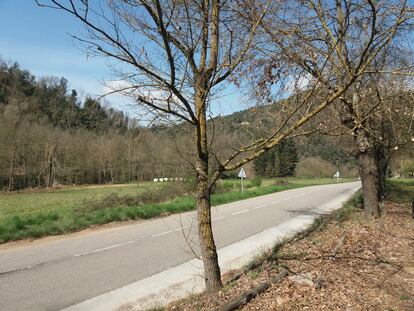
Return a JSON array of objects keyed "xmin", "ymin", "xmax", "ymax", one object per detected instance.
[
  {"xmin": 36, "ymin": 0, "xmax": 413, "ymax": 290},
  {"xmin": 258, "ymin": 0, "xmax": 414, "ymax": 219},
  {"xmin": 36, "ymin": 0, "xmax": 271, "ymax": 291}
]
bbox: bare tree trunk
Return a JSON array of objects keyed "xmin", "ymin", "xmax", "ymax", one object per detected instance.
[
  {"xmin": 128, "ymin": 139, "xmax": 132, "ymax": 182},
  {"xmin": 109, "ymin": 167, "xmax": 114, "ymax": 183},
  {"xmin": 195, "ymin": 86, "xmax": 223, "ymax": 292},
  {"xmin": 46, "ymin": 155, "xmax": 54, "ymax": 187},
  {"xmin": 23, "ymin": 160, "xmax": 27, "ymax": 188},
  {"xmin": 358, "ymin": 152, "xmax": 380, "ymax": 219},
  {"xmin": 196, "ymin": 156, "xmax": 222, "ymax": 292},
  {"xmin": 7, "ymin": 149, "xmax": 16, "ymax": 191},
  {"xmin": 376, "ymin": 160, "xmax": 387, "ymax": 200},
  {"xmin": 356, "ymin": 131, "xmax": 380, "ymax": 219},
  {"xmin": 374, "ymin": 145, "xmax": 389, "ymax": 200},
  {"xmin": 98, "ymin": 167, "xmax": 102, "ymax": 184},
  {"xmin": 44, "ymin": 143, "xmax": 56, "ymax": 188}
]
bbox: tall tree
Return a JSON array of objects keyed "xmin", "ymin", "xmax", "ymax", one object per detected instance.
[
  {"xmin": 36, "ymin": 0, "xmax": 412, "ymax": 290},
  {"xmin": 258, "ymin": 0, "xmax": 414, "ymax": 219}
]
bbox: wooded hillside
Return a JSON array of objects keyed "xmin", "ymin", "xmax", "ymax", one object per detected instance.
[{"xmin": 0, "ymin": 61, "xmax": 360, "ymax": 190}]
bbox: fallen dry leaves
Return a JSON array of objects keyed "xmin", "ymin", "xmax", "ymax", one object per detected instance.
[{"xmin": 167, "ymin": 201, "xmax": 414, "ymax": 311}]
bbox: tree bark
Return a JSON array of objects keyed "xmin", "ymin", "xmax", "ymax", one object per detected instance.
[
  {"xmin": 195, "ymin": 83, "xmax": 223, "ymax": 292},
  {"xmin": 356, "ymin": 131, "xmax": 381, "ymax": 219},
  {"xmin": 196, "ymin": 156, "xmax": 223, "ymax": 292},
  {"xmin": 373, "ymin": 144, "xmax": 389, "ymax": 200}
]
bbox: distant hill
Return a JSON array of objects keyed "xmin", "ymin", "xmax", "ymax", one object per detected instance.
[
  {"xmin": 0, "ymin": 61, "xmax": 355, "ymax": 190},
  {"xmin": 0, "ymin": 61, "xmax": 131, "ymax": 134}
]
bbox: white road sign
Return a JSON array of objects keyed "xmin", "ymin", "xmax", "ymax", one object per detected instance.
[
  {"xmin": 238, "ymin": 168, "xmax": 246, "ymax": 193},
  {"xmin": 238, "ymin": 168, "xmax": 246, "ymax": 178}
]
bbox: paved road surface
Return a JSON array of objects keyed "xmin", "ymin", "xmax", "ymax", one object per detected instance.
[{"xmin": 0, "ymin": 181, "xmax": 360, "ymax": 311}]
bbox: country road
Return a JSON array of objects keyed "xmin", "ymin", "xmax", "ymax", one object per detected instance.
[{"xmin": 0, "ymin": 181, "xmax": 360, "ymax": 311}]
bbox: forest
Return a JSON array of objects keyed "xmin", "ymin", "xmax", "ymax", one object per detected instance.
[
  {"xmin": 0, "ymin": 61, "xmax": 363, "ymax": 191},
  {"xmin": 0, "ymin": 61, "xmax": 195, "ymax": 190}
]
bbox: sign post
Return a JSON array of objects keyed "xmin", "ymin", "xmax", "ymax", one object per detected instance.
[{"xmin": 238, "ymin": 168, "xmax": 247, "ymax": 192}]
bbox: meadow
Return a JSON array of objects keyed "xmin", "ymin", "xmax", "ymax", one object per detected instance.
[{"xmin": 0, "ymin": 177, "xmax": 355, "ymax": 243}]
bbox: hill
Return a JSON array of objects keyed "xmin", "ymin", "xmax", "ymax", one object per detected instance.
[{"xmin": 0, "ymin": 61, "xmax": 355, "ymax": 190}]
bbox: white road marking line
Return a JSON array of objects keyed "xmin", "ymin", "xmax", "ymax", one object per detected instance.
[
  {"xmin": 170, "ymin": 216, "xmax": 224, "ymax": 232},
  {"xmin": 74, "ymin": 240, "xmax": 135, "ymax": 257},
  {"xmin": 152, "ymin": 230, "xmax": 173, "ymax": 238},
  {"xmin": 232, "ymin": 209, "xmax": 249, "ymax": 216},
  {"xmin": 173, "ymin": 226, "xmax": 190, "ymax": 232},
  {"xmin": 271, "ymin": 200, "xmax": 281, "ymax": 204},
  {"xmin": 159, "ymin": 217, "xmax": 225, "ymax": 235},
  {"xmin": 253, "ymin": 204, "xmax": 266, "ymax": 209},
  {"xmin": 213, "ymin": 216, "xmax": 225, "ymax": 221}
]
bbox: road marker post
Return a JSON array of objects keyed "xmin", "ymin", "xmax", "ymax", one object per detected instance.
[{"xmin": 238, "ymin": 168, "xmax": 247, "ymax": 193}]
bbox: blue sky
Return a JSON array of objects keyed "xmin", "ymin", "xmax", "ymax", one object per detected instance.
[
  {"xmin": 0, "ymin": 1, "xmax": 110, "ymax": 96},
  {"xmin": 0, "ymin": 1, "xmax": 242, "ymax": 119}
]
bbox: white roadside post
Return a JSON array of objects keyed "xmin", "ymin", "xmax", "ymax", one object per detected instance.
[
  {"xmin": 238, "ymin": 168, "xmax": 247, "ymax": 193},
  {"xmin": 334, "ymin": 171, "xmax": 340, "ymax": 183}
]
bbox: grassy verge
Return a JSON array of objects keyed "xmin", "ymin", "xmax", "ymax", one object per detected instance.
[{"xmin": 0, "ymin": 177, "xmax": 356, "ymax": 244}]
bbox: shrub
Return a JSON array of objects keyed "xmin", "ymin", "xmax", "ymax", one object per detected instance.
[
  {"xmin": 251, "ymin": 176, "xmax": 263, "ymax": 187},
  {"xmin": 213, "ymin": 180, "xmax": 237, "ymax": 194},
  {"xmin": 76, "ymin": 181, "xmax": 195, "ymax": 213}
]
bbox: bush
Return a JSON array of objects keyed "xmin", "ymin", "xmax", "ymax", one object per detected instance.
[
  {"xmin": 213, "ymin": 180, "xmax": 237, "ymax": 194},
  {"xmin": 251, "ymin": 176, "xmax": 263, "ymax": 187},
  {"xmin": 221, "ymin": 171, "xmax": 238, "ymax": 179},
  {"xmin": 76, "ymin": 181, "xmax": 195, "ymax": 213},
  {"xmin": 272, "ymin": 179, "xmax": 289, "ymax": 186}
]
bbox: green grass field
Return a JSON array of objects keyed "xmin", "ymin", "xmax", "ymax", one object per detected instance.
[{"xmin": 0, "ymin": 177, "xmax": 356, "ymax": 244}]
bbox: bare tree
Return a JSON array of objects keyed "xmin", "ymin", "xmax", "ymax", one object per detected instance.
[
  {"xmin": 36, "ymin": 0, "xmax": 271, "ymax": 291},
  {"xmin": 257, "ymin": 0, "xmax": 414, "ymax": 219},
  {"xmin": 36, "ymin": 0, "xmax": 413, "ymax": 291},
  {"xmin": 351, "ymin": 75, "xmax": 414, "ymax": 205}
]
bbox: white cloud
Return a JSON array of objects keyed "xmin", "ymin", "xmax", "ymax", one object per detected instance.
[
  {"xmin": 102, "ymin": 79, "xmax": 135, "ymax": 95},
  {"xmin": 285, "ymin": 73, "xmax": 312, "ymax": 94}
]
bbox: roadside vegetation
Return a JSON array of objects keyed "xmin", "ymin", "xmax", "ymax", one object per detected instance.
[
  {"xmin": 163, "ymin": 179, "xmax": 414, "ymax": 311},
  {"xmin": 0, "ymin": 177, "xmax": 354, "ymax": 244}
]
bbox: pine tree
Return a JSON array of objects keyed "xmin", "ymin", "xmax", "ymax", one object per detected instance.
[{"xmin": 254, "ymin": 139, "xmax": 299, "ymax": 178}]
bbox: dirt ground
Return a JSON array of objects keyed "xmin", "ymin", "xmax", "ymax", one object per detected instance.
[{"xmin": 166, "ymin": 200, "xmax": 414, "ymax": 311}]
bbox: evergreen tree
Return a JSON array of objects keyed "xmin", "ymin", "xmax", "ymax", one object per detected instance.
[{"xmin": 254, "ymin": 139, "xmax": 299, "ymax": 178}]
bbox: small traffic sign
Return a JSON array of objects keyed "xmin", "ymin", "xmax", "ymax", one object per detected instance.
[{"xmin": 238, "ymin": 168, "xmax": 246, "ymax": 178}]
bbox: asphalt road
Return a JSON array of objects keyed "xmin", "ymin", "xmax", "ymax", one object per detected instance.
[{"xmin": 0, "ymin": 181, "xmax": 360, "ymax": 311}]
